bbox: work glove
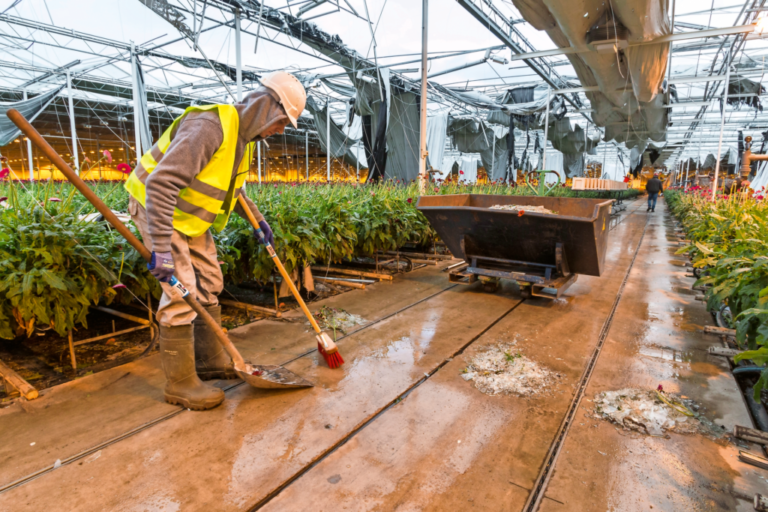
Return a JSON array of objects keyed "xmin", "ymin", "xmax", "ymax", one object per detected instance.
[
  {"xmin": 256, "ymin": 219, "xmax": 274, "ymax": 246},
  {"xmin": 148, "ymin": 251, "xmax": 175, "ymax": 283}
]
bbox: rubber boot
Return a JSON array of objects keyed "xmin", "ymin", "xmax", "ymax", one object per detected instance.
[
  {"xmin": 159, "ymin": 324, "xmax": 225, "ymax": 410},
  {"xmin": 194, "ymin": 305, "xmax": 237, "ymax": 380}
]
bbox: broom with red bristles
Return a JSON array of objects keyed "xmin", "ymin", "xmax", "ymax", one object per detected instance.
[{"xmin": 237, "ymin": 196, "xmax": 344, "ymax": 369}]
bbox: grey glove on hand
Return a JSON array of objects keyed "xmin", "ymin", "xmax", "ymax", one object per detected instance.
[
  {"xmin": 148, "ymin": 251, "xmax": 175, "ymax": 283},
  {"xmin": 257, "ymin": 219, "xmax": 275, "ymax": 246}
]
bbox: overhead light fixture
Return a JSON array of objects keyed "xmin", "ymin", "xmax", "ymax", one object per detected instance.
[
  {"xmin": 356, "ymin": 71, "xmax": 377, "ymax": 84},
  {"xmin": 489, "ymin": 55, "xmax": 508, "ymax": 65},
  {"xmin": 586, "ymin": 12, "xmax": 629, "ymax": 54},
  {"xmin": 757, "ymin": 15, "xmax": 768, "ymax": 33}
]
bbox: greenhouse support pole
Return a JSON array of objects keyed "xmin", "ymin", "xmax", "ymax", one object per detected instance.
[
  {"xmin": 712, "ymin": 51, "xmax": 732, "ymax": 201},
  {"xmin": 418, "ymin": 0, "xmax": 428, "ymax": 194},
  {"xmin": 542, "ymin": 86, "xmax": 551, "ymax": 170},
  {"xmin": 356, "ymin": 141, "xmax": 360, "ymax": 181},
  {"xmin": 130, "ymin": 42, "xmax": 143, "ymax": 159},
  {"xmin": 235, "ymin": 8, "xmax": 243, "ymax": 102},
  {"xmin": 327, "ymin": 100, "xmax": 331, "ymax": 181},
  {"xmin": 66, "ymin": 69, "xmax": 79, "ymax": 173},
  {"xmin": 305, "ymin": 131, "xmax": 309, "ymax": 181},
  {"xmin": 257, "ymin": 141, "xmax": 262, "ymax": 183},
  {"xmin": 23, "ymin": 89, "xmax": 34, "ymax": 181}
]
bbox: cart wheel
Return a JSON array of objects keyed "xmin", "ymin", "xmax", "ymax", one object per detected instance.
[{"xmin": 520, "ymin": 285, "xmax": 532, "ymax": 299}]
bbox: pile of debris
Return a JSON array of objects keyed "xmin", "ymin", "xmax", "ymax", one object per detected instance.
[
  {"xmin": 489, "ymin": 204, "xmax": 557, "ymax": 215},
  {"xmin": 311, "ymin": 306, "xmax": 366, "ymax": 335},
  {"xmin": 462, "ymin": 342, "xmax": 559, "ymax": 397},
  {"xmin": 592, "ymin": 388, "xmax": 716, "ymax": 436}
]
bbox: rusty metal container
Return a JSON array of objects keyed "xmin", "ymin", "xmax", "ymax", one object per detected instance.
[{"xmin": 417, "ymin": 194, "xmax": 613, "ymax": 277}]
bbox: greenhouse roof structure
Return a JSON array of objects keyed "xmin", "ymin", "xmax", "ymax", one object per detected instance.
[{"xmin": 1, "ymin": 0, "xmax": 768, "ymax": 177}]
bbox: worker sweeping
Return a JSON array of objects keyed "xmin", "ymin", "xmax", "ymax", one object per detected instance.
[{"xmin": 124, "ymin": 72, "xmax": 306, "ymax": 410}]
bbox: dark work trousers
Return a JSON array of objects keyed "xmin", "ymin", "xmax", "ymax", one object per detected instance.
[{"xmin": 647, "ymin": 192, "xmax": 659, "ymax": 211}]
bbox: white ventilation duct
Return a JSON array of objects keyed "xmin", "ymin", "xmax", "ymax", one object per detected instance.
[{"xmin": 511, "ymin": 0, "xmax": 671, "ymax": 149}]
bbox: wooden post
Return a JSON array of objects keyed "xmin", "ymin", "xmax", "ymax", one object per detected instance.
[{"xmin": 68, "ymin": 330, "xmax": 77, "ymax": 370}]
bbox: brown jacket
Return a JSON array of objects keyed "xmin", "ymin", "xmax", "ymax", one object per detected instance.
[{"xmin": 143, "ymin": 87, "xmax": 287, "ymax": 252}]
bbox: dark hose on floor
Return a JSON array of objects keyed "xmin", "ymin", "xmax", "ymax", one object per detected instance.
[
  {"xmin": 732, "ymin": 367, "xmax": 768, "ymax": 431},
  {"xmin": 733, "ymin": 366, "xmax": 766, "ymax": 376},
  {"xmin": 746, "ymin": 386, "xmax": 768, "ymax": 432}
]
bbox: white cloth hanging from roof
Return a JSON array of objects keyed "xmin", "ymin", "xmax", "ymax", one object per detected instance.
[
  {"xmin": 426, "ymin": 112, "xmax": 449, "ymax": 171},
  {"xmin": 459, "ymin": 155, "xmax": 479, "ymax": 182}
]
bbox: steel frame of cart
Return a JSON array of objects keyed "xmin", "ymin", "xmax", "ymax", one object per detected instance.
[{"xmin": 417, "ymin": 194, "xmax": 614, "ymax": 299}]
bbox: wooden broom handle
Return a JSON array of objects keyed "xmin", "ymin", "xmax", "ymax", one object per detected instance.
[
  {"xmin": 7, "ymin": 109, "xmax": 246, "ymax": 369},
  {"xmin": 236, "ymin": 195, "xmax": 323, "ymax": 335}
]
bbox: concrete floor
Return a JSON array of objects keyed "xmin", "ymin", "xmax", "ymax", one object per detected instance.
[{"xmin": 1, "ymin": 197, "xmax": 764, "ymax": 511}]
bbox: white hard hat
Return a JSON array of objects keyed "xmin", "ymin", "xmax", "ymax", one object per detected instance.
[{"xmin": 260, "ymin": 71, "xmax": 307, "ymax": 129}]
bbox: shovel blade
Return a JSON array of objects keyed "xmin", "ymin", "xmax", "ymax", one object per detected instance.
[{"xmin": 236, "ymin": 363, "xmax": 314, "ymax": 389}]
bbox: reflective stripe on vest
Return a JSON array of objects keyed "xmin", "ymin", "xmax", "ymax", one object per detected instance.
[{"xmin": 124, "ymin": 104, "xmax": 240, "ymax": 238}]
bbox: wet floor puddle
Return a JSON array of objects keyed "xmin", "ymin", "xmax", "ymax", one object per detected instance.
[{"xmin": 638, "ymin": 345, "xmax": 695, "ymax": 363}]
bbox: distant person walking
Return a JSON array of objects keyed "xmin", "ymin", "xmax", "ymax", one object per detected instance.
[{"xmin": 645, "ymin": 173, "xmax": 663, "ymax": 212}]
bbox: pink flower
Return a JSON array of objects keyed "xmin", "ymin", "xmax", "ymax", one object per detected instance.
[
  {"xmin": 218, "ymin": 261, "xmax": 225, "ymax": 265},
  {"xmin": 103, "ymin": 150, "xmax": 113, "ymax": 163},
  {"xmin": 48, "ymin": 197, "xmax": 62, "ymax": 202},
  {"xmin": 657, "ymin": 384, "xmax": 664, "ymax": 392},
  {"xmin": 0, "ymin": 168, "xmax": 9, "ymax": 179},
  {"xmin": 371, "ymin": 191, "xmax": 375, "ymax": 196},
  {"xmin": 116, "ymin": 163, "xmax": 132, "ymax": 174},
  {"xmin": 112, "ymin": 283, "xmax": 127, "ymax": 290}
]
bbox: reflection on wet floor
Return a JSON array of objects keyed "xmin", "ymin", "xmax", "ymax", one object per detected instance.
[
  {"xmin": 672, "ymin": 286, "xmax": 697, "ymax": 295},
  {"xmin": 638, "ymin": 344, "xmax": 696, "ymax": 363}
]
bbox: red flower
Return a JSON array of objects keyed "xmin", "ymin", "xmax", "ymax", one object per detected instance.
[
  {"xmin": 0, "ymin": 196, "xmax": 7, "ymax": 203},
  {"xmin": 459, "ymin": 170, "xmax": 465, "ymax": 175},
  {"xmin": 517, "ymin": 210, "xmax": 525, "ymax": 217},
  {"xmin": 407, "ymin": 198, "xmax": 413, "ymax": 203},
  {"xmin": 116, "ymin": 163, "xmax": 132, "ymax": 174},
  {"xmin": 0, "ymin": 168, "xmax": 9, "ymax": 179},
  {"xmin": 657, "ymin": 384, "xmax": 664, "ymax": 392},
  {"xmin": 103, "ymin": 150, "xmax": 113, "ymax": 163}
]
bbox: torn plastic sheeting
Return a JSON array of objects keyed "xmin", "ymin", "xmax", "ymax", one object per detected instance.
[
  {"xmin": 447, "ymin": 116, "xmax": 509, "ymax": 181},
  {"xmin": 305, "ymin": 96, "xmax": 367, "ymax": 169},
  {"xmin": 509, "ymin": 0, "xmax": 670, "ymax": 150},
  {"xmin": 0, "ymin": 85, "xmax": 64, "ymax": 146},
  {"xmin": 132, "ymin": 56, "xmax": 154, "ymax": 155},
  {"xmin": 728, "ymin": 76, "xmax": 765, "ymax": 111},
  {"xmin": 378, "ymin": 91, "xmax": 420, "ymax": 182}
]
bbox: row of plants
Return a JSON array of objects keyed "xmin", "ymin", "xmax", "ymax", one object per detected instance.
[
  {"xmin": 0, "ymin": 179, "xmax": 637, "ymax": 340},
  {"xmin": 665, "ymin": 188, "xmax": 768, "ymax": 396}
]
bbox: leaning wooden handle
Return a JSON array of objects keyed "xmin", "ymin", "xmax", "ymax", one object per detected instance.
[
  {"xmin": 236, "ymin": 195, "xmax": 323, "ymax": 335},
  {"xmin": 6, "ymin": 109, "xmax": 246, "ymax": 369}
]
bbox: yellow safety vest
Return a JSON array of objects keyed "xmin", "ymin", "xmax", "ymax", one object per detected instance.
[{"xmin": 125, "ymin": 104, "xmax": 255, "ymax": 237}]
